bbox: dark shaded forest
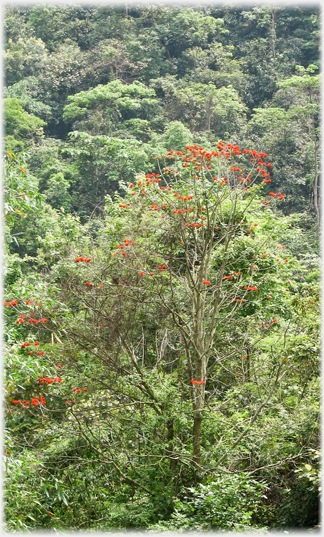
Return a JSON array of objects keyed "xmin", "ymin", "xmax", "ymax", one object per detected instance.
[{"xmin": 4, "ymin": 4, "xmax": 320, "ymax": 532}]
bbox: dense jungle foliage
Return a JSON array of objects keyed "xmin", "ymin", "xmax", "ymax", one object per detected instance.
[{"xmin": 3, "ymin": 4, "xmax": 321, "ymax": 532}]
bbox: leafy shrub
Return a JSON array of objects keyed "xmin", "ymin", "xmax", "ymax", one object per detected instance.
[{"xmin": 149, "ymin": 473, "xmax": 268, "ymax": 531}]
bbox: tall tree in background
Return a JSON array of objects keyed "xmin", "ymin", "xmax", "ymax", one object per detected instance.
[{"xmin": 277, "ymin": 65, "xmax": 320, "ymax": 223}]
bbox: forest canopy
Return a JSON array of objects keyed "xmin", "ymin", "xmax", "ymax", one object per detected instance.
[{"xmin": 3, "ymin": 4, "xmax": 320, "ymax": 532}]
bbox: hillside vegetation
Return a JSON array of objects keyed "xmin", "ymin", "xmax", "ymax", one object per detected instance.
[{"xmin": 3, "ymin": 5, "xmax": 320, "ymax": 532}]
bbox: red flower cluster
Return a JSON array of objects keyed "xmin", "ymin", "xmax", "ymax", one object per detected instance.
[
  {"xmin": 4, "ymin": 300, "xmax": 17, "ymax": 307},
  {"xmin": 145, "ymin": 172, "xmax": 161, "ymax": 183},
  {"xmin": 76, "ymin": 257, "xmax": 91, "ymax": 262},
  {"xmin": 140, "ymin": 264, "xmax": 167, "ymax": 277},
  {"xmin": 269, "ymin": 192, "xmax": 284, "ymax": 200},
  {"xmin": 191, "ymin": 378, "xmax": 208, "ymax": 385},
  {"xmin": 243, "ymin": 286, "xmax": 258, "ymax": 291},
  {"xmin": 113, "ymin": 239, "xmax": 136, "ymax": 257},
  {"xmin": 38, "ymin": 377, "xmax": 61, "ymax": 384},
  {"xmin": 85, "ymin": 282, "xmax": 93, "ymax": 287},
  {"xmin": 173, "ymin": 194, "xmax": 193, "ymax": 201},
  {"xmin": 202, "ymin": 280, "xmax": 211, "ymax": 285},
  {"xmin": 121, "ymin": 144, "xmax": 283, "ymax": 231},
  {"xmin": 31, "ymin": 318, "xmax": 47, "ymax": 323},
  {"xmin": 31, "ymin": 396, "xmax": 46, "ymax": 406},
  {"xmin": 12, "ymin": 396, "xmax": 46, "ymax": 407},
  {"xmin": 22, "ymin": 341, "xmax": 40, "ymax": 348}
]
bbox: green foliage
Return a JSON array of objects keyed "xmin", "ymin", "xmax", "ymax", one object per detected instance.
[
  {"xmin": 61, "ymin": 131, "xmax": 149, "ymax": 219},
  {"xmin": 5, "ymin": 76, "xmax": 53, "ymax": 121},
  {"xmin": 42, "ymin": 172, "xmax": 71, "ymax": 211},
  {"xmin": 152, "ymin": 77, "xmax": 246, "ymax": 136},
  {"xmin": 5, "ymin": 98, "xmax": 46, "ymax": 150},
  {"xmin": 150, "ymin": 475, "xmax": 267, "ymax": 531},
  {"xmin": 63, "ymin": 79, "xmax": 159, "ymax": 135},
  {"xmin": 161, "ymin": 121, "xmax": 193, "ymax": 151},
  {"xmin": 247, "ymin": 64, "xmax": 320, "ymax": 219},
  {"xmin": 3, "ymin": 5, "xmax": 320, "ymax": 532},
  {"xmin": 5, "ymin": 36, "xmax": 47, "ymax": 86},
  {"xmin": 3, "ymin": 151, "xmax": 39, "ymax": 227}
]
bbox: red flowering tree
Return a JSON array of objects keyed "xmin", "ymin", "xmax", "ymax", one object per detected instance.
[
  {"xmin": 95, "ymin": 142, "xmax": 289, "ymax": 468},
  {"xmin": 7, "ymin": 141, "xmax": 316, "ymax": 497}
]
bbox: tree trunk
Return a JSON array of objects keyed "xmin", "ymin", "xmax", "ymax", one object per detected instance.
[
  {"xmin": 246, "ymin": 348, "xmax": 250, "ymax": 382},
  {"xmin": 193, "ymin": 410, "xmax": 202, "ymax": 465},
  {"xmin": 270, "ymin": 9, "xmax": 277, "ymax": 60},
  {"xmin": 167, "ymin": 419, "xmax": 177, "ymax": 473},
  {"xmin": 206, "ymin": 97, "xmax": 213, "ymax": 132},
  {"xmin": 191, "ymin": 271, "xmax": 209, "ymax": 471},
  {"xmin": 192, "ymin": 359, "xmax": 206, "ymax": 471}
]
